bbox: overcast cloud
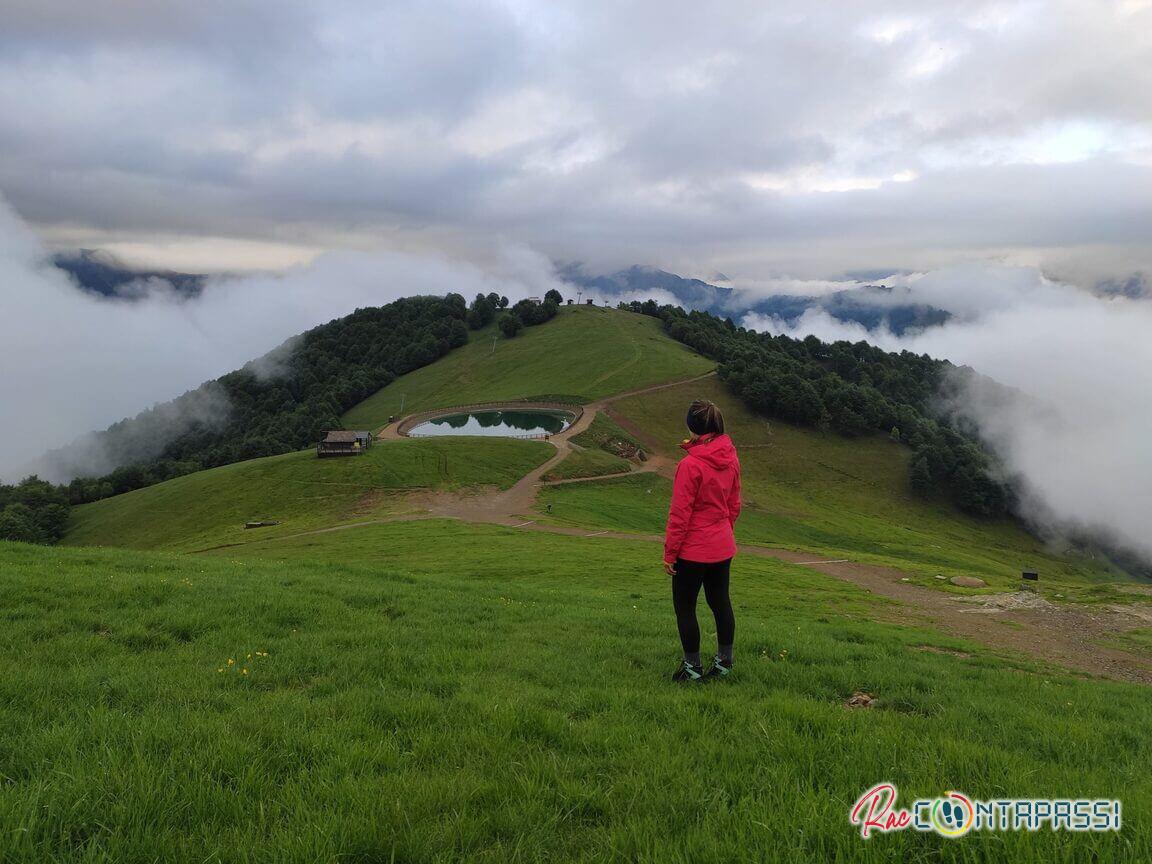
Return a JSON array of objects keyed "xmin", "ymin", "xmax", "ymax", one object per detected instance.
[{"xmin": 0, "ymin": 0, "xmax": 1148, "ymax": 278}]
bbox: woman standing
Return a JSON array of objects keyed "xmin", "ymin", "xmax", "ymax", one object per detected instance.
[{"xmin": 663, "ymin": 399, "xmax": 741, "ymax": 682}]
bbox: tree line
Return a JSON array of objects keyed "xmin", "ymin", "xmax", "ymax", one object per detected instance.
[
  {"xmin": 619, "ymin": 300, "xmax": 1011, "ymax": 517},
  {"xmin": 464, "ymin": 288, "xmax": 563, "ymax": 338},
  {"xmin": 0, "ymin": 478, "xmax": 71, "ymax": 544}
]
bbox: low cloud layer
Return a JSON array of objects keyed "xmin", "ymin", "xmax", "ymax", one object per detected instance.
[
  {"xmin": 0, "ymin": 196, "xmax": 558, "ymax": 482},
  {"xmin": 745, "ymin": 265, "xmax": 1152, "ymax": 561},
  {"xmin": 4, "ymin": 185, "xmax": 1150, "ymax": 562}
]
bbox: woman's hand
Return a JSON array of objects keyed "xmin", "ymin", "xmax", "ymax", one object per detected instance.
[{"xmin": 663, "ymin": 560, "xmax": 677, "ymax": 577}]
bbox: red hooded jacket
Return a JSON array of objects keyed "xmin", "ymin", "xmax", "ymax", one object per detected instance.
[{"xmin": 664, "ymin": 433, "xmax": 742, "ymax": 564}]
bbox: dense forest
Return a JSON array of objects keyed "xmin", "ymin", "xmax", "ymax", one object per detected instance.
[
  {"xmin": 463, "ymin": 287, "xmax": 562, "ymax": 337},
  {"xmin": 2, "ymin": 292, "xmax": 561, "ymax": 544},
  {"xmin": 0, "ymin": 478, "xmax": 71, "ymax": 544},
  {"xmin": 620, "ymin": 300, "xmax": 1011, "ymax": 517}
]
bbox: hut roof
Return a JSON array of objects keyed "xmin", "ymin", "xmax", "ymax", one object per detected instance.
[{"xmin": 321, "ymin": 430, "xmax": 360, "ymax": 443}]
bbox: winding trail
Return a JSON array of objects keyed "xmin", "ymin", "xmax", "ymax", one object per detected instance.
[
  {"xmin": 372, "ymin": 370, "xmax": 711, "ymax": 524},
  {"xmin": 216, "ymin": 369, "xmax": 1152, "ymax": 686}
]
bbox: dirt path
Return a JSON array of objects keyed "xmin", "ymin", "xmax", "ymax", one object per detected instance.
[
  {"xmin": 425, "ymin": 372, "xmax": 715, "ymax": 518},
  {"xmin": 762, "ymin": 550, "xmax": 1152, "ymax": 685},
  {"xmin": 371, "ymin": 370, "xmax": 713, "ymax": 524},
  {"xmin": 227, "ymin": 369, "xmax": 1152, "ymax": 685},
  {"xmin": 539, "ymin": 466, "xmax": 659, "ymax": 487}
]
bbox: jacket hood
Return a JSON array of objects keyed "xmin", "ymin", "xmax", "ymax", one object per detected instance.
[{"xmin": 680, "ymin": 433, "xmax": 738, "ymax": 470}]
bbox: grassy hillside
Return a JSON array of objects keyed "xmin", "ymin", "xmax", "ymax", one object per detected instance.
[
  {"xmin": 570, "ymin": 412, "xmax": 644, "ymax": 454},
  {"xmin": 1, "ymin": 531, "xmax": 1148, "ymax": 862},
  {"xmin": 541, "ymin": 446, "xmax": 631, "ymax": 482},
  {"xmin": 64, "ymin": 438, "xmax": 551, "ymax": 552},
  {"xmin": 68, "ymin": 306, "xmax": 1123, "ymax": 593},
  {"xmin": 343, "ymin": 305, "xmax": 714, "ymax": 430},
  {"xmin": 538, "ymin": 375, "xmax": 1124, "ymax": 592}
]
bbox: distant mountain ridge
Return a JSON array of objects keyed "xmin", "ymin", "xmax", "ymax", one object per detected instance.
[
  {"xmin": 1094, "ymin": 272, "xmax": 1148, "ymax": 299},
  {"xmin": 556, "ymin": 263, "xmax": 736, "ymax": 311},
  {"xmin": 558, "ymin": 263, "xmax": 950, "ymax": 336},
  {"xmin": 52, "ymin": 249, "xmax": 206, "ymax": 299}
]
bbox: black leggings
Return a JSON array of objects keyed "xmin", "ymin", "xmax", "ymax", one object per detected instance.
[{"xmin": 672, "ymin": 558, "xmax": 735, "ymax": 654}]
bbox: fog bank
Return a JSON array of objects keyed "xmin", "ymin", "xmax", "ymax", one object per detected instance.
[
  {"xmin": 0, "ymin": 197, "xmax": 557, "ymax": 482},
  {"xmin": 745, "ymin": 264, "xmax": 1152, "ymax": 561}
]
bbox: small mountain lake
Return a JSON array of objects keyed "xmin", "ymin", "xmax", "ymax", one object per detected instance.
[{"xmin": 407, "ymin": 409, "xmax": 575, "ymax": 439}]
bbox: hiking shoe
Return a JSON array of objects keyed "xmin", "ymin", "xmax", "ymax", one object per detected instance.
[
  {"xmin": 705, "ymin": 656, "xmax": 732, "ymax": 679},
  {"xmin": 671, "ymin": 660, "xmax": 704, "ymax": 683}
]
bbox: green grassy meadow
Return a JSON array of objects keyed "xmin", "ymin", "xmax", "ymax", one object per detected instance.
[
  {"xmin": 12, "ymin": 306, "xmax": 1151, "ymax": 860},
  {"xmin": 542, "ymin": 446, "xmax": 631, "ymax": 482},
  {"xmin": 65, "ymin": 437, "xmax": 551, "ymax": 553},
  {"xmin": 569, "ymin": 413, "xmax": 645, "ymax": 454},
  {"xmin": 543, "ymin": 376, "xmax": 1123, "ymax": 592},
  {"xmin": 1, "ymin": 529, "xmax": 1148, "ymax": 862},
  {"xmin": 342, "ymin": 305, "xmax": 714, "ymax": 431}
]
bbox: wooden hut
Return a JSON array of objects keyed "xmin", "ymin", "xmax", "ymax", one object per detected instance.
[{"xmin": 317, "ymin": 430, "xmax": 373, "ymax": 458}]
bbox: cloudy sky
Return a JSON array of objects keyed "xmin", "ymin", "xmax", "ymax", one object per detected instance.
[{"xmin": 1, "ymin": 0, "xmax": 1149, "ymax": 280}]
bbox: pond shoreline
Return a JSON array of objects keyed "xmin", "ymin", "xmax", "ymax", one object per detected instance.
[{"xmin": 395, "ymin": 401, "xmax": 584, "ymax": 440}]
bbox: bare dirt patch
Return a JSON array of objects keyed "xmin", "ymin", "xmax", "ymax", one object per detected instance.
[
  {"xmin": 913, "ymin": 644, "xmax": 972, "ymax": 658},
  {"xmin": 950, "ymin": 575, "xmax": 988, "ymax": 588},
  {"xmin": 964, "ymin": 589, "xmax": 1056, "ymax": 613}
]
